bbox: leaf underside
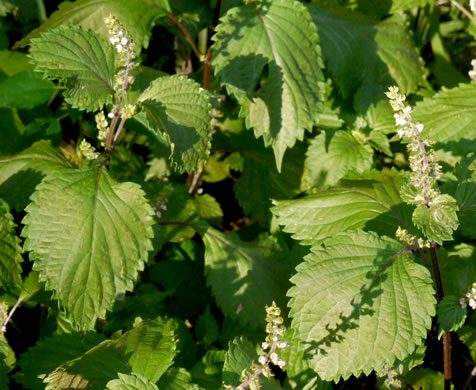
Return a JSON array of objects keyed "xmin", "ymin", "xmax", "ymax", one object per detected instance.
[{"xmin": 22, "ymin": 166, "xmax": 154, "ymax": 330}]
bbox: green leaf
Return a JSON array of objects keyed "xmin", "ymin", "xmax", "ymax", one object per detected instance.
[
  {"xmin": 0, "ymin": 71, "xmax": 55, "ymax": 109},
  {"xmin": 200, "ymin": 226, "xmax": 294, "ymax": 327},
  {"xmin": 116, "ymin": 317, "xmax": 178, "ymax": 383},
  {"xmin": 17, "ymin": 0, "xmax": 169, "ymax": 51},
  {"xmin": 0, "ymin": 199, "xmax": 22, "ymax": 288},
  {"xmin": 29, "ymin": 25, "xmax": 116, "ymax": 112},
  {"xmin": 0, "ymin": 50, "xmax": 33, "ymax": 76},
  {"xmin": 308, "ymin": 5, "xmax": 424, "ymax": 98},
  {"xmin": 412, "ymin": 194, "xmax": 459, "ymax": 244},
  {"xmin": 404, "ymin": 368, "xmax": 445, "ymax": 390},
  {"xmin": 0, "ymin": 140, "xmax": 72, "ymax": 211},
  {"xmin": 356, "ymin": 0, "xmax": 433, "ymax": 18},
  {"xmin": 305, "ymin": 131, "xmax": 373, "ymax": 189},
  {"xmin": 15, "ymin": 332, "xmax": 106, "ymax": 390},
  {"xmin": 272, "ymin": 169, "xmax": 414, "ymax": 245},
  {"xmin": 212, "ymin": 0, "xmax": 324, "ymax": 170},
  {"xmin": 138, "ymin": 75, "xmax": 212, "ymax": 173},
  {"xmin": 457, "ymin": 314, "xmax": 476, "ymax": 361},
  {"xmin": 194, "ymin": 194, "xmax": 223, "ymax": 221},
  {"xmin": 454, "ymin": 154, "xmax": 476, "ymax": 239},
  {"xmin": 437, "ymin": 295, "xmax": 467, "ymax": 334},
  {"xmin": 413, "ymin": 83, "xmax": 476, "ymax": 155},
  {"xmin": 288, "ymin": 230, "xmax": 435, "ymax": 381},
  {"xmin": 190, "ymin": 350, "xmax": 226, "ymax": 390},
  {"xmin": 106, "ymin": 373, "xmax": 158, "ymax": 390},
  {"xmin": 43, "ymin": 340, "xmax": 130, "ymax": 390},
  {"xmin": 195, "ymin": 306, "xmax": 219, "ymax": 346},
  {"xmin": 157, "ymin": 367, "xmax": 202, "ymax": 390},
  {"xmin": 22, "ymin": 166, "xmax": 154, "ymax": 330}
]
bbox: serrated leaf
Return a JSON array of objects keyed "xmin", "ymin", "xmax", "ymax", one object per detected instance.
[
  {"xmin": 0, "ymin": 71, "xmax": 54, "ymax": 109},
  {"xmin": 308, "ymin": 5, "xmax": 424, "ymax": 97},
  {"xmin": 157, "ymin": 367, "xmax": 201, "ymax": 390},
  {"xmin": 0, "ymin": 199, "xmax": 22, "ymax": 288},
  {"xmin": 43, "ymin": 340, "xmax": 130, "ymax": 390},
  {"xmin": 194, "ymin": 194, "xmax": 223, "ymax": 221},
  {"xmin": 288, "ymin": 230, "xmax": 435, "ymax": 381},
  {"xmin": 454, "ymin": 154, "xmax": 476, "ymax": 239},
  {"xmin": 17, "ymin": 0, "xmax": 169, "ymax": 51},
  {"xmin": 200, "ymin": 226, "xmax": 294, "ymax": 327},
  {"xmin": 15, "ymin": 332, "xmax": 106, "ymax": 390},
  {"xmin": 0, "ymin": 140, "xmax": 72, "ymax": 211},
  {"xmin": 437, "ymin": 295, "xmax": 467, "ymax": 334},
  {"xmin": 138, "ymin": 75, "xmax": 212, "ymax": 173},
  {"xmin": 116, "ymin": 317, "xmax": 178, "ymax": 383},
  {"xmin": 106, "ymin": 373, "xmax": 158, "ymax": 390},
  {"xmin": 305, "ymin": 131, "xmax": 373, "ymax": 189},
  {"xmin": 29, "ymin": 25, "xmax": 116, "ymax": 112},
  {"xmin": 22, "ymin": 166, "xmax": 154, "ymax": 330},
  {"xmin": 272, "ymin": 169, "xmax": 414, "ymax": 245},
  {"xmin": 413, "ymin": 83, "xmax": 476, "ymax": 155},
  {"xmin": 412, "ymin": 194, "xmax": 459, "ymax": 244},
  {"xmin": 212, "ymin": 0, "xmax": 324, "ymax": 170}
]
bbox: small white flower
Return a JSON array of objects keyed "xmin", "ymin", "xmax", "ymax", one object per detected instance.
[
  {"xmin": 416, "ymin": 123, "xmax": 424, "ymax": 133},
  {"xmin": 261, "ymin": 342, "xmax": 269, "ymax": 350},
  {"xmin": 394, "ymin": 113, "xmax": 407, "ymax": 126},
  {"xmin": 470, "ymin": 299, "xmax": 476, "ymax": 310},
  {"xmin": 121, "ymin": 37, "xmax": 128, "ymax": 45},
  {"xmin": 270, "ymin": 352, "xmax": 279, "ymax": 363},
  {"xmin": 278, "ymin": 341, "xmax": 288, "ymax": 348},
  {"xmin": 108, "ymin": 112, "xmax": 114, "ymax": 119},
  {"xmin": 116, "ymin": 44, "xmax": 123, "ymax": 53},
  {"xmin": 460, "ymin": 297, "xmax": 467, "ymax": 309},
  {"xmin": 258, "ymin": 356, "xmax": 267, "ymax": 365},
  {"xmin": 278, "ymin": 360, "xmax": 285, "ymax": 368}
]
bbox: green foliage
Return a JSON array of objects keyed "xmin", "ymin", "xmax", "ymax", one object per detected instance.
[
  {"xmin": 0, "ymin": 199, "xmax": 23, "ymax": 288},
  {"xmin": 106, "ymin": 373, "xmax": 159, "ymax": 390}
]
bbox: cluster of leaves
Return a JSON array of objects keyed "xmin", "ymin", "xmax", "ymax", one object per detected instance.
[{"xmin": 0, "ymin": 0, "xmax": 475, "ymax": 389}]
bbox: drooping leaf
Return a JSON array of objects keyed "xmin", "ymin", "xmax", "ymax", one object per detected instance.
[
  {"xmin": 413, "ymin": 83, "xmax": 476, "ymax": 155},
  {"xmin": 200, "ymin": 226, "xmax": 294, "ymax": 327},
  {"xmin": 17, "ymin": 0, "xmax": 170, "ymax": 50},
  {"xmin": 308, "ymin": 5, "xmax": 424, "ymax": 98},
  {"xmin": 15, "ymin": 332, "xmax": 106, "ymax": 390},
  {"xmin": 305, "ymin": 130, "xmax": 373, "ymax": 189},
  {"xmin": 212, "ymin": 0, "xmax": 324, "ymax": 170},
  {"xmin": 29, "ymin": 25, "xmax": 116, "ymax": 112},
  {"xmin": 138, "ymin": 75, "xmax": 212, "ymax": 173},
  {"xmin": 412, "ymin": 194, "xmax": 459, "ymax": 245},
  {"xmin": 43, "ymin": 340, "xmax": 130, "ymax": 390},
  {"xmin": 0, "ymin": 71, "xmax": 54, "ymax": 109},
  {"xmin": 106, "ymin": 373, "xmax": 158, "ymax": 390},
  {"xmin": 116, "ymin": 317, "xmax": 178, "ymax": 383},
  {"xmin": 288, "ymin": 230, "xmax": 435, "ymax": 381},
  {"xmin": 454, "ymin": 154, "xmax": 476, "ymax": 238},
  {"xmin": 0, "ymin": 199, "xmax": 22, "ymax": 288},
  {"xmin": 272, "ymin": 169, "xmax": 414, "ymax": 245},
  {"xmin": 0, "ymin": 140, "xmax": 72, "ymax": 211},
  {"xmin": 22, "ymin": 166, "xmax": 154, "ymax": 330},
  {"xmin": 437, "ymin": 295, "xmax": 467, "ymax": 334}
]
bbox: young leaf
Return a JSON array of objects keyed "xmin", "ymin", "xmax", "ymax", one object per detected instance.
[
  {"xmin": 212, "ymin": 0, "xmax": 324, "ymax": 170},
  {"xmin": 0, "ymin": 199, "xmax": 23, "ymax": 288},
  {"xmin": 22, "ymin": 166, "xmax": 154, "ymax": 330},
  {"xmin": 413, "ymin": 83, "xmax": 476, "ymax": 155},
  {"xmin": 307, "ymin": 5, "xmax": 424, "ymax": 98},
  {"xmin": 106, "ymin": 373, "xmax": 159, "ymax": 390},
  {"xmin": 138, "ymin": 75, "xmax": 212, "ymax": 173},
  {"xmin": 272, "ymin": 169, "xmax": 414, "ymax": 245},
  {"xmin": 116, "ymin": 317, "xmax": 178, "ymax": 383},
  {"xmin": 43, "ymin": 340, "xmax": 130, "ymax": 390},
  {"xmin": 15, "ymin": 332, "xmax": 106, "ymax": 390},
  {"xmin": 412, "ymin": 194, "xmax": 459, "ymax": 245},
  {"xmin": 17, "ymin": 0, "xmax": 169, "ymax": 51},
  {"xmin": 437, "ymin": 295, "xmax": 467, "ymax": 334},
  {"xmin": 0, "ymin": 140, "xmax": 72, "ymax": 211},
  {"xmin": 200, "ymin": 226, "xmax": 294, "ymax": 327},
  {"xmin": 29, "ymin": 25, "xmax": 116, "ymax": 112},
  {"xmin": 305, "ymin": 130, "xmax": 373, "ymax": 189},
  {"xmin": 288, "ymin": 230, "xmax": 435, "ymax": 381}
]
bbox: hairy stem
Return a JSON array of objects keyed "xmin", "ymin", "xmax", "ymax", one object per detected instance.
[
  {"xmin": 1, "ymin": 295, "xmax": 25, "ymax": 333},
  {"xmin": 430, "ymin": 244, "xmax": 452, "ymax": 388}
]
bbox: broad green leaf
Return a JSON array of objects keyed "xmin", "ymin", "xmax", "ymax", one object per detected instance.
[
  {"xmin": 15, "ymin": 332, "xmax": 106, "ymax": 390},
  {"xmin": 437, "ymin": 295, "xmax": 467, "ymax": 333},
  {"xmin": 454, "ymin": 154, "xmax": 476, "ymax": 239},
  {"xmin": 138, "ymin": 75, "xmax": 212, "ymax": 173},
  {"xmin": 404, "ymin": 368, "xmax": 445, "ymax": 390},
  {"xmin": 413, "ymin": 83, "xmax": 476, "ymax": 155},
  {"xmin": 106, "ymin": 373, "xmax": 158, "ymax": 390},
  {"xmin": 305, "ymin": 131, "xmax": 373, "ymax": 189},
  {"xmin": 356, "ymin": 0, "xmax": 433, "ymax": 17},
  {"xmin": 272, "ymin": 169, "xmax": 414, "ymax": 245},
  {"xmin": 0, "ymin": 50, "xmax": 34, "ymax": 76},
  {"xmin": 0, "ymin": 71, "xmax": 55, "ymax": 109},
  {"xmin": 0, "ymin": 334, "xmax": 14, "ymax": 373},
  {"xmin": 22, "ymin": 166, "xmax": 154, "ymax": 330},
  {"xmin": 43, "ymin": 340, "xmax": 130, "ymax": 390},
  {"xmin": 0, "ymin": 199, "xmax": 22, "ymax": 288},
  {"xmin": 29, "ymin": 25, "xmax": 116, "ymax": 112},
  {"xmin": 17, "ymin": 0, "xmax": 169, "ymax": 50},
  {"xmin": 212, "ymin": 0, "xmax": 324, "ymax": 170},
  {"xmin": 200, "ymin": 226, "xmax": 294, "ymax": 327},
  {"xmin": 116, "ymin": 317, "xmax": 178, "ymax": 383},
  {"xmin": 412, "ymin": 194, "xmax": 459, "ymax": 244},
  {"xmin": 157, "ymin": 367, "xmax": 202, "ymax": 390},
  {"xmin": 0, "ymin": 140, "xmax": 72, "ymax": 211},
  {"xmin": 288, "ymin": 231, "xmax": 435, "ymax": 381},
  {"xmin": 194, "ymin": 194, "xmax": 224, "ymax": 221}
]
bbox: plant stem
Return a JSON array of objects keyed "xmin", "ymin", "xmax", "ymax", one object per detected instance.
[
  {"xmin": 1, "ymin": 295, "xmax": 25, "ymax": 333},
  {"xmin": 429, "ymin": 244, "xmax": 452, "ymax": 389},
  {"xmin": 202, "ymin": 0, "xmax": 222, "ymax": 89},
  {"xmin": 36, "ymin": 0, "xmax": 47, "ymax": 22}
]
